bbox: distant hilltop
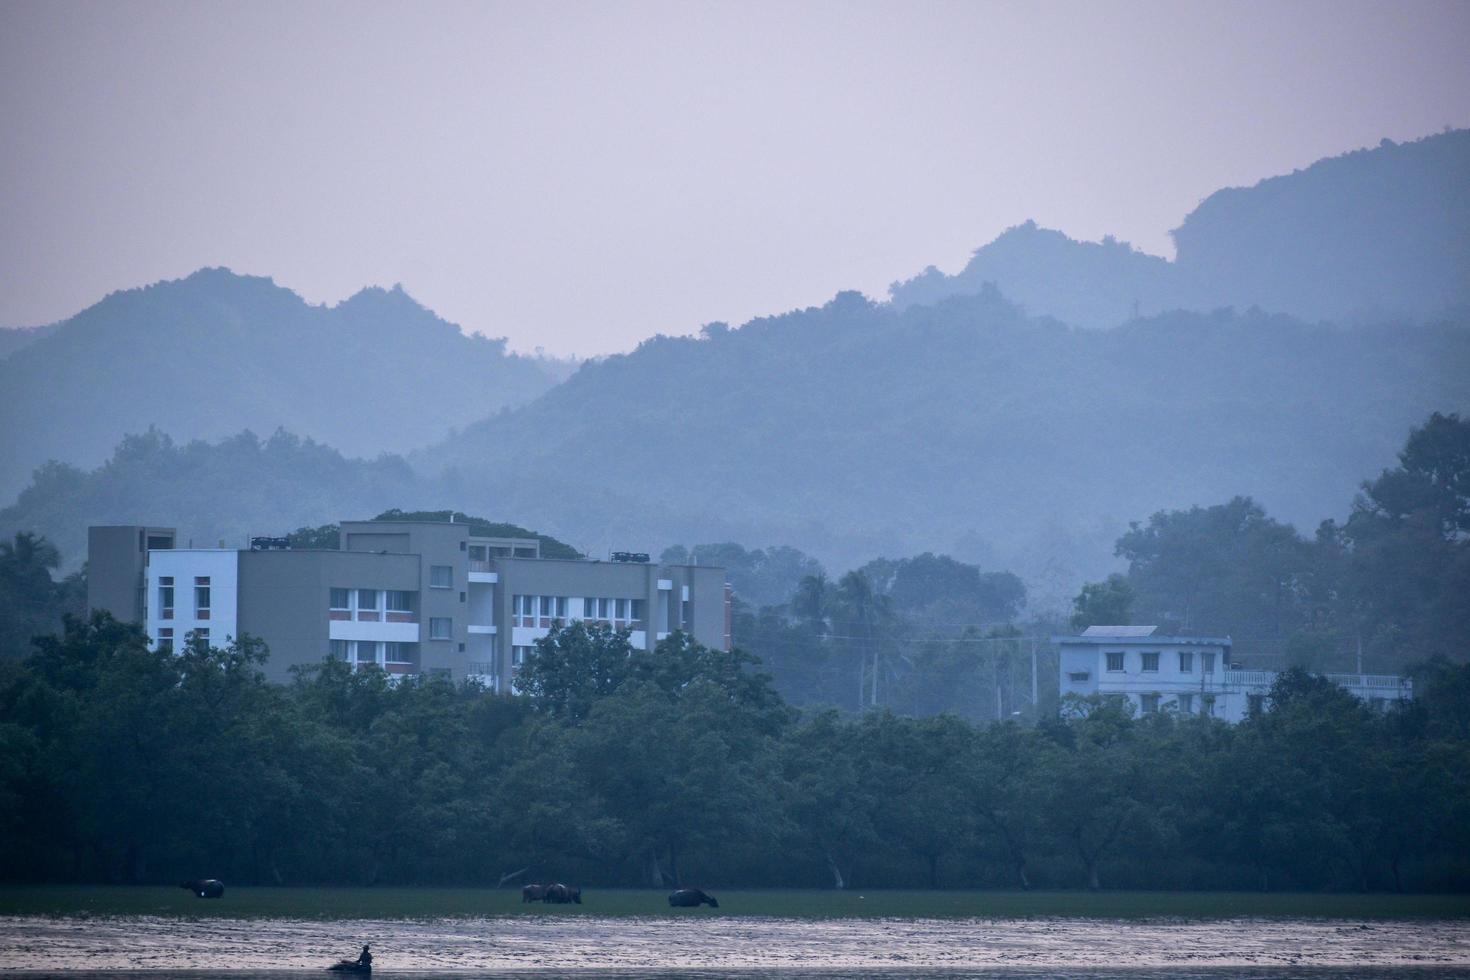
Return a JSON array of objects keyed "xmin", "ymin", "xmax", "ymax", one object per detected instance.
[
  {"xmin": 0, "ymin": 268, "xmax": 560, "ymax": 501},
  {"xmin": 3, "ymin": 128, "xmax": 1468, "ymax": 589},
  {"xmin": 891, "ymin": 129, "xmax": 1470, "ymax": 328}
]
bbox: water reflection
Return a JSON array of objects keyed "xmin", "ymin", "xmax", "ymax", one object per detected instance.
[
  {"xmin": 2, "ymin": 914, "xmax": 1467, "ymax": 976},
  {"xmin": 5, "ymin": 971, "xmax": 1470, "ymax": 980}
]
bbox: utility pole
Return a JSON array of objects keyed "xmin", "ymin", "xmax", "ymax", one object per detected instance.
[{"xmin": 1031, "ymin": 638, "xmax": 1039, "ymax": 715}]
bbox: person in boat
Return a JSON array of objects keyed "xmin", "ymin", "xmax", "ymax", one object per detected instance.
[{"xmin": 356, "ymin": 945, "xmax": 372, "ymax": 968}]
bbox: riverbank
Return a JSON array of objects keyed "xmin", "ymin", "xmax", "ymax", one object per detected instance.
[{"xmin": 1, "ymin": 886, "xmax": 1467, "ymax": 920}]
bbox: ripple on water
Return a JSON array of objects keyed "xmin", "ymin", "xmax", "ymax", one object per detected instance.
[{"xmin": 0, "ymin": 914, "xmax": 1468, "ymax": 973}]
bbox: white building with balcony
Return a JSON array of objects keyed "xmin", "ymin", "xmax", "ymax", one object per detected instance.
[{"xmin": 1055, "ymin": 625, "xmax": 1412, "ymax": 722}]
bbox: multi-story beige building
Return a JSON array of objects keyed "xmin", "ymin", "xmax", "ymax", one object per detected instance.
[{"xmin": 88, "ymin": 518, "xmax": 731, "ymax": 690}]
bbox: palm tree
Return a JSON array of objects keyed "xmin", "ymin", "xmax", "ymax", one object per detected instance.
[
  {"xmin": 0, "ymin": 531, "xmax": 60, "ymax": 600},
  {"xmin": 791, "ymin": 572, "xmax": 830, "ymax": 634},
  {"xmin": 830, "ymin": 571, "xmax": 892, "ymax": 708}
]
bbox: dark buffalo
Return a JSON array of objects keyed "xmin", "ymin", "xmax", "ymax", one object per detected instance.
[
  {"xmin": 180, "ymin": 878, "xmax": 224, "ymax": 898},
  {"xmin": 667, "ymin": 888, "xmax": 718, "ymax": 908},
  {"xmin": 521, "ymin": 883, "xmax": 547, "ymax": 903},
  {"xmin": 544, "ymin": 882, "xmax": 582, "ymax": 904}
]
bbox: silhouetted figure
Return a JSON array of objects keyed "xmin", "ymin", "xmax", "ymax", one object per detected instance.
[{"xmin": 357, "ymin": 946, "xmax": 372, "ymax": 968}]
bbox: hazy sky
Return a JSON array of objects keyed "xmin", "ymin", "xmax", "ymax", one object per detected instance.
[{"xmin": 2, "ymin": 1, "xmax": 1468, "ymax": 355}]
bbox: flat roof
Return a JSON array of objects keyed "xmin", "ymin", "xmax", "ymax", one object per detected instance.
[
  {"xmin": 1082, "ymin": 625, "xmax": 1158, "ymax": 637},
  {"xmin": 1053, "ymin": 633, "xmax": 1232, "ymax": 647}
]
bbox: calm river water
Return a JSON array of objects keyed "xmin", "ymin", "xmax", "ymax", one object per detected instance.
[{"xmin": 1, "ymin": 914, "xmax": 1467, "ymax": 977}]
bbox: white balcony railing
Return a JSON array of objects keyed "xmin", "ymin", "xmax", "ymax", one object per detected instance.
[{"xmin": 1326, "ymin": 673, "xmax": 1411, "ymax": 691}]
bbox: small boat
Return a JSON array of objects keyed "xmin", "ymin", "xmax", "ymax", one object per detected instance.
[{"xmin": 326, "ymin": 960, "xmax": 371, "ymax": 974}]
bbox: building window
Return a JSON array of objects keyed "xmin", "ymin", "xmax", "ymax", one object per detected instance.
[
  {"xmin": 1177, "ymin": 693, "xmax": 1194, "ymax": 714},
  {"xmin": 1202, "ymin": 652, "xmax": 1216, "ymax": 674},
  {"xmin": 534, "ymin": 596, "xmax": 565, "ymax": 623},
  {"xmin": 513, "ymin": 645, "xmax": 531, "ymax": 665},
  {"xmin": 1106, "ymin": 651, "xmax": 1125, "ymax": 672},
  {"xmin": 1141, "ymin": 651, "xmax": 1159, "ymax": 672},
  {"xmin": 158, "ymin": 627, "xmax": 174, "ymax": 654},
  {"xmin": 1067, "ymin": 671, "xmax": 1090, "ymax": 682},
  {"xmin": 1247, "ymin": 693, "xmax": 1265, "ymax": 716},
  {"xmin": 385, "ymin": 590, "xmax": 414, "ymax": 622},
  {"xmin": 1140, "ymin": 693, "xmax": 1160, "ymax": 714},
  {"xmin": 330, "ymin": 639, "xmax": 348, "ymax": 660},
  {"xmin": 330, "ymin": 588, "xmax": 351, "ymax": 609},
  {"xmin": 194, "ymin": 577, "xmax": 211, "ymax": 620},
  {"xmin": 629, "ymin": 598, "xmax": 645, "ymax": 625},
  {"xmin": 429, "ymin": 617, "xmax": 452, "ymax": 640},
  {"xmin": 384, "ymin": 642, "xmax": 414, "ymax": 665},
  {"xmin": 514, "ymin": 594, "xmax": 533, "ymax": 626},
  {"xmin": 159, "ymin": 577, "xmax": 174, "ymax": 619},
  {"xmin": 1202, "ymin": 694, "xmax": 1216, "ymax": 716},
  {"xmin": 356, "ymin": 589, "xmax": 380, "ymax": 621},
  {"xmin": 1178, "ymin": 651, "xmax": 1194, "ymax": 673},
  {"xmin": 352, "ymin": 640, "xmax": 379, "ymax": 666},
  {"xmin": 189, "ymin": 628, "xmax": 210, "ymax": 647},
  {"xmin": 430, "ymin": 565, "xmax": 453, "ymax": 589}
]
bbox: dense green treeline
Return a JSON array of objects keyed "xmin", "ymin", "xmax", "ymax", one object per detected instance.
[
  {"xmin": 0, "ymin": 414, "xmax": 1465, "ymax": 891},
  {"xmin": 1, "ymin": 614, "xmax": 1467, "ymax": 892},
  {"xmin": 1075, "ymin": 411, "xmax": 1470, "ymax": 670},
  {"xmin": 733, "ymin": 413, "xmax": 1470, "ymax": 717}
]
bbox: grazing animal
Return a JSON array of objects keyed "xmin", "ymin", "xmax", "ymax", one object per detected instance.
[
  {"xmin": 180, "ymin": 878, "xmax": 224, "ymax": 898},
  {"xmin": 667, "ymin": 888, "xmax": 718, "ymax": 908},
  {"xmin": 544, "ymin": 882, "xmax": 582, "ymax": 904},
  {"xmin": 521, "ymin": 883, "xmax": 547, "ymax": 903}
]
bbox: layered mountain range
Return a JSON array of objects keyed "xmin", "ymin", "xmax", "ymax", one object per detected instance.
[
  {"xmin": 4, "ymin": 129, "xmax": 1468, "ymax": 605},
  {"xmin": 0, "ymin": 270, "xmax": 559, "ymax": 500}
]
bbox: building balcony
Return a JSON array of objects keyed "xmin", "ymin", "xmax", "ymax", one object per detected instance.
[
  {"xmin": 329, "ymin": 619, "xmax": 420, "ymax": 643},
  {"xmin": 1325, "ymin": 672, "xmax": 1411, "ymax": 693},
  {"xmin": 467, "ymin": 624, "xmax": 496, "ymax": 635}
]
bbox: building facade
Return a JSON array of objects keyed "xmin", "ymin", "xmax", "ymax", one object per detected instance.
[
  {"xmin": 1055, "ymin": 625, "xmax": 1412, "ymax": 722},
  {"xmin": 88, "ymin": 518, "xmax": 731, "ymax": 689}
]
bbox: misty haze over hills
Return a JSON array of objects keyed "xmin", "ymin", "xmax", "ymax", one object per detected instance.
[
  {"xmin": 890, "ymin": 131, "xmax": 1470, "ymax": 328},
  {"xmin": 3, "ymin": 129, "xmax": 1468, "ymax": 607},
  {"xmin": 418, "ymin": 297, "xmax": 1468, "ymax": 603},
  {"xmin": 0, "ymin": 269, "xmax": 558, "ymax": 500}
]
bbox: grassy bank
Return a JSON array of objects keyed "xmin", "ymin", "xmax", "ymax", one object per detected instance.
[{"xmin": 0, "ymin": 886, "xmax": 1466, "ymax": 920}]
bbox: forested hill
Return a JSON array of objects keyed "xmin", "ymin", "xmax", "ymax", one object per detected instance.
[
  {"xmin": 415, "ymin": 290, "xmax": 1470, "ymax": 600},
  {"xmin": 889, "ymin": 223, "xmax": 1187, "ymax": 327},
  {"xmin": 0, "ymin": 428, "xmax": 579, "ymax": 572},
  {"xmin": 890, "ymin": 129, "xmax": 1470, "ymax": 327},
  {"xmin": 0, "ymin": 268, "xmax": 558, "ymax": 501},
  {"xmin": 0, "ymin": 323, "xmax": 58, "ymax": 360}
]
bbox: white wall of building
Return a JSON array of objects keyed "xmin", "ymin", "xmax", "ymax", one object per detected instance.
[
  {"xmin": 145, "ymin": 549, "xmax": 240, "ymax": 651},
  {"xmin": 1058, "ymin": 635, "xmax": 1410, "ymax": 723}
]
